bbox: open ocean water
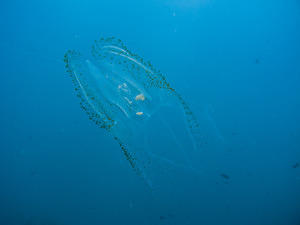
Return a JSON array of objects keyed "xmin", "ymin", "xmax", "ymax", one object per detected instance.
[{"xmin": 1, "ymin": 0, "xmax": 300, "ymax": 225}]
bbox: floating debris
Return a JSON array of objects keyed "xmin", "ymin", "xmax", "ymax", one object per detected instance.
[{"xmin": 220, "ymin": 173, "xmax": 230, "ymax": 180}]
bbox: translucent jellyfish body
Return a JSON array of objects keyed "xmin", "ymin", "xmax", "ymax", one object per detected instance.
[{"xmin": 64, "ymin": 37, "xmax": 219, "ymax": 189}]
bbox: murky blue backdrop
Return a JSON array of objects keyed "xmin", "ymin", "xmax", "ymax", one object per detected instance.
[{"xmin": 0, "ymin": 0, "xmax": 300, "ymax": 225}]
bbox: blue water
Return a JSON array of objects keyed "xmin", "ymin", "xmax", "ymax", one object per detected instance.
[{"xmin": 1, "ymin": 1, "xmax": 300, "ymax": 225}]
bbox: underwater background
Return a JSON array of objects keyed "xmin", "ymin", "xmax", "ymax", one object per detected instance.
[{"xmin": 1, "ymin": 0, "xmax": 300, "ymax": 225}]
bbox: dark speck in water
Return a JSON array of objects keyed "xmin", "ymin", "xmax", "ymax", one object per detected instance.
[
  {"xmin": 160, "ymin": 215, "xmax": 166, "ymax": 220},
  {"xmin": 30, "ymin": 169, "xmax": 38, "ymax": 177},
  {"xmin": 292, "ymin": 162, "xmax": 299, "ymax": 169},
  {"xmin": 220, "ymin": 173, "xmax": 230, "ymax": 180}
]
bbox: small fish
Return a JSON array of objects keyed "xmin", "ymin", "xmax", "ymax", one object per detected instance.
[
  {"xmin": 292, "ymin": 163, "xmax": 299, "ymax": 169},
  {"xmin": 220, "ymin": 173, "xmax": 230, "ymax": 180}
]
